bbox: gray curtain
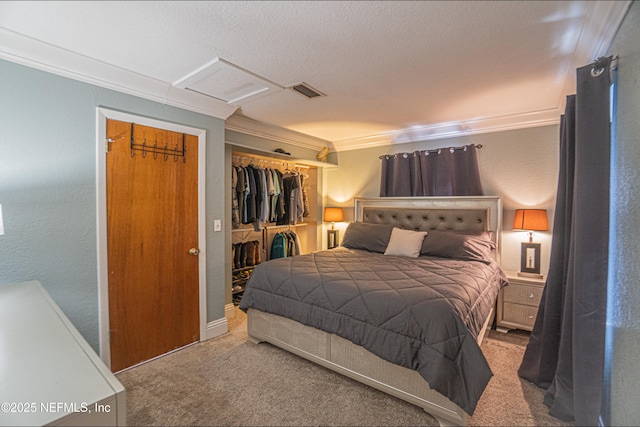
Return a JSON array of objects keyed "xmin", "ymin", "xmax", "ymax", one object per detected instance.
[
  {"xmin": 518, "ymin": 57, "xmax": 611, "ymax": 425},
  {"xmin": 379, "ymin": 144, "xmax": 483, "ymax": 197}
]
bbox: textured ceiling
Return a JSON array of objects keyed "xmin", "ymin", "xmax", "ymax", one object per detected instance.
[{"xmin": 0, "ymin": 1, "xmax": 630, "ymax": 151}]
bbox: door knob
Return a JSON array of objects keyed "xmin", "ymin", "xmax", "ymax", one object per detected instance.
[{"xmin": 189, "ymin": 248, "xmax": 200, "ymax": 256}]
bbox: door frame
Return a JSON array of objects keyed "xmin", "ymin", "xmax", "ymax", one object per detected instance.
[{"xmin": 96, "ymin": 107, "xmax": 207, "ymax": 369}]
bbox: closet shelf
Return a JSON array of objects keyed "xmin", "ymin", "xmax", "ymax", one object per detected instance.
[{"xmin": 229, "ymin": 143, "xmax": 337, "ymax": 168}]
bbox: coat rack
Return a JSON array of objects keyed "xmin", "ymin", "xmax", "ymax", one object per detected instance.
[{"xmin": 129, "ymin": 123, "xmax": 187, "ymax": 162}]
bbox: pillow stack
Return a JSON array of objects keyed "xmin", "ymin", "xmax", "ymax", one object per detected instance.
[{"xmin": 341, "ymin": 221, "xmax": 495, "ymax": 262}]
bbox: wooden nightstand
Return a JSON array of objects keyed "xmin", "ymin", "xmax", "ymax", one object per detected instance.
[{"xmin": 496, "ymin": 270, "xmax": 546, "ymax": 333}]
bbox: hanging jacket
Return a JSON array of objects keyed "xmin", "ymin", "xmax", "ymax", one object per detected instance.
[
  {"xmin": 270, "ymin": 232, "xmax": 287, "ymax": 259},
  {"xmin": 231, "ymin": 166, "xmax": 240, "ymax": 228}
]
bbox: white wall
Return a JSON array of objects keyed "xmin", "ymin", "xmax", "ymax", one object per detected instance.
[{"xmin": 325, "ymin": 125, "xmax": 559, "ymax": 274}]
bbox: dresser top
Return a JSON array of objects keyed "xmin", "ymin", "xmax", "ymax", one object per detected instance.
[{"xmin": 0, "ymin": 281, "xmax": 124, "ymax": 426}]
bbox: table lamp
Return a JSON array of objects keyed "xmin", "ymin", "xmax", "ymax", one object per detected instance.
[
  {"xmin": 324, "ymin": 207, "xmax": 344, "ymax": 249},
  {"xmin": 513, "ymin": 209, "xmax": 548, "ymax": 278}
]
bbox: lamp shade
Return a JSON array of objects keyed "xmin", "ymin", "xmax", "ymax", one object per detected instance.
[
  {"xmin": 323, "ymin": 207, "xmax": 344, "ymax": 223},
  {"xmin": 513, "ymin": 209, "xmax": 548, "ymax": 231}
]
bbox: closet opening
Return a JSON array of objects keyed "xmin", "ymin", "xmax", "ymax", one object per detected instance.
[{"xmin": 230, "ymin": 151, "xmax": 319, "ymax": 304}]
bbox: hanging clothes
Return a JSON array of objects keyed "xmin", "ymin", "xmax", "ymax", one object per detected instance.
[
  {"xmin": 247, "ymin": 165, "xmax": 262, "ymax": 231},
  {"xmin": 270, "ymin": 232, "xmax": 288, "ymax": 259},
  {"xmin": 242, "ymin": 167, "xmax": 251, "ymax": 224},
  {"xmin": 232, "ymin": 161, "xmax": 310, "ymax": 230},
  {"xmin": 283, "ymin": 230, "xmax": 301, "ymax": 256},
  {"xmin": 301, "ymin": 172, "xmax": 310, "ymax": 218},
  {"xmin": 262, "ymin": 166, "xmax": 273, "ymax": 223},
  {"xmin": 269, "ymin": 230, "xmax": 301, "ymax": 259},
  {"xmin": 231, "ymin": 166, "xmax": 240, "ymax": 228},
  {"xmin": 275, "ymin": 169, "xmax": 286, "ymax": 223},
  {"xmin": 234, "ymin": 166, "xmax": 245, "ymax": 229},
  {"xmin": 279, "ymin": 171, "xmax": 305, "ymax": 225}
]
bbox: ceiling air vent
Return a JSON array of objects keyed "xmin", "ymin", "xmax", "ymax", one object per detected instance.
[{"xmin": 288, "ymin": 82, "xmax": 325, "ymax": 99}]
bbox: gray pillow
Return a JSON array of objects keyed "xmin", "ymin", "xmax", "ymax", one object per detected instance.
[
  {"xmin": 420, "ymin": 230, "xmax": 495, "ymax": 263},
  {"xmin": 341, "ymin": 222, "xmax": 394, "ymax": 253}
]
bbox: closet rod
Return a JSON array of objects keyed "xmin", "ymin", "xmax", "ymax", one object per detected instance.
[
  {"xmin": 232, "ymin": 223, "xmax": 308, "ymax": 232},
  {"xmin": 232, "ymin": 154, "xmax": 310, "ymax": 169},
  {"xmin": 265, "ymin": 223, "xmax": 308, "ymax": 229}
]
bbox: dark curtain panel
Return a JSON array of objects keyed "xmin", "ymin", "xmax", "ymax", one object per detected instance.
[
  {"xmin": 380, "ymin": 144, "xmax": 482, "ymax": 196},
  {"xmin": 456, "ymin": 146, "xmax": 484, "ymax": 195},
  {"xmin": 419, "ymin": 151, "xmax": 436, "ymax": 195},
  {"xmin": 380, "ymin": 153, "xmax": 411, "ymax": 197},
  {"xmin": 518, "ymin": 57, "xmax": 611, "ymax": 426},
  {"xmin": 409, "ymin": 153, "xmax": 422, "ymax": 196}
]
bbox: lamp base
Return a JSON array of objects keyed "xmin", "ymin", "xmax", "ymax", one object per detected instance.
[
  {"xmin": 520, "ymin": 241, "xmax": 542, "ymax": 277},
  {"xmin": 517, "ymin": 271, "xmax": 544, "ymax": 279},
  {"xmin": 327, "ymin": 229, "xmax": 340, "ymax": 250}
]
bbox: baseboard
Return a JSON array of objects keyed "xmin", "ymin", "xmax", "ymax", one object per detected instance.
[
  {"xmin": 204, "ymin": 316, "xmax": 228, "ymax": 341},
  {"xmin": 225, "ymin": 303, "xmax": 235, "ymax": 318},
  {"xmin": 202, "ymin": 304, "xmax": 237, "ymax": 341}
]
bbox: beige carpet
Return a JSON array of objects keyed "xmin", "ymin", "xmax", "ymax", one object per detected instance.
[{"xmin": 117, "ymin": 308, "xmax": 573, "ymax": 426}]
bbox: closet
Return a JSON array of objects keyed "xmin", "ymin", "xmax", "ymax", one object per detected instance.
[{"xmin": 231, "ymin": 151, "xmax": 319, "ymax": 304}]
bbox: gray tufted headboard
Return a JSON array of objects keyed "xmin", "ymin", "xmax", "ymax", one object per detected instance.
[{"xmin": 354, "ymin": 196, "xmax": 502, "ymax": 262}]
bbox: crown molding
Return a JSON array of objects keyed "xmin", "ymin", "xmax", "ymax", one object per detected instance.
[
  {"xmin": 586, "ymin": 0, "xmax": 632, "ymax": 59},
  {"xmin": 0, "ymin": 28, "xmax": 237, "ymax": 120},
  {"xmin": 557, "ymin": 0, "xmax": 631, "ymax": 106},
  {"xmin": 332, "ymin": 109, "xmax": 562, "ymax": 152},
  {"xmin": 227, "ymin": 108, "xmax": 562, "ymax": 154},
  {"xmin": 225, "ymin": 114, "xmax": 333, "ymax": 152}
]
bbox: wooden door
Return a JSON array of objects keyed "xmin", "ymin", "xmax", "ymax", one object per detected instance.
[{"xmin": 106, "ymin": 119, "xmax": 200, "ymax": 372}]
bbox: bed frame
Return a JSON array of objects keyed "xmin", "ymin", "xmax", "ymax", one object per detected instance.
[{"xmin": 247, "ymin": 196, "xmax": 503, "ymax": 426}]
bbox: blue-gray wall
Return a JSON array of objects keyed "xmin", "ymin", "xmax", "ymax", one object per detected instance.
[
  {"xmin": 605, "ymin": 1, "xmax": 640, "ymax": 424},
  {"xmin": 0, "ymin": 59, "xmax": 227, "ymax": 353}
]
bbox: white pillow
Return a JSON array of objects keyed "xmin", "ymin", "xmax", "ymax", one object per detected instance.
[{"xmin": 384, "ymin": 227, "xmax": 428, "ymax": 258}]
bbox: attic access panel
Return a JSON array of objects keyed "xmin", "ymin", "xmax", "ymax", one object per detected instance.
[{"xmin": 173, "ymin": 57, "xmax": 282, "ymax": 105}]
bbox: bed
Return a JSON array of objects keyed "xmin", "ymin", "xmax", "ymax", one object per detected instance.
[{"xmin": 239, "ymin": 196, "xmax": 506, "ymax": 426}]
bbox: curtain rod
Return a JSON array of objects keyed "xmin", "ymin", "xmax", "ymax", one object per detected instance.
[
  {"xmin": 591, "ymin": 55, "xmax": 618, "ymax": 78},
  {"xmin": 378, "ymin": 143, "xmax": 482, "ymax": 160},
  {"xmin": 232, "ymin": 154, "xmax": 310, "ymax": 169}
]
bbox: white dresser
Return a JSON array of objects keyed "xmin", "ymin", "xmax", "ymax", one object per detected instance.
[
  {"xmin": 0, "ymin": 281, "xmax": 126, "ymax": 426},
  {"xmin": 496, "ymin": 271, "xmax": 545, "ymax": 332}
]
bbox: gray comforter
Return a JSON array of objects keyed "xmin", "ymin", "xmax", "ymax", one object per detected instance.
[{"xmin": 239, "ymin": 247, "xmax": 507, "ymax": 415}]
